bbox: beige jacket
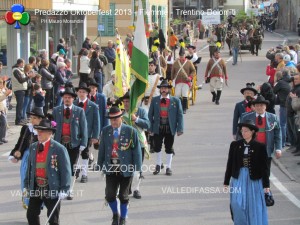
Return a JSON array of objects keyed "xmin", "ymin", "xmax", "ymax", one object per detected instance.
[{"xmin": 0, "ymin": 90, "xmax": 7, "ymax": 113}]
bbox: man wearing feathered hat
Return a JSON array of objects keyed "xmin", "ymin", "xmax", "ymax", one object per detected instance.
[
  {"xmin": 74, "ymin": 82, "xmax": 100, "ymax": 183},
  {"xmin": 204, "ymin": 48, "xmax": 228, "ymax": 105},
  {"xmin": 120, "ymin": 91, "xmax": 150, "ymax": 199},
  {"xmin": 52, "ymin": 84, "xmax": 88, "ymax": 187},
  {"xmin": 148, "ymin": 78, "xmax": 184, "ymax": 176},
  {"xmin": 98, "ymin": 106, "xmax": 142, "ymax": 225},
  {"xmin": 171, "ymin": 41, "xmax": 196, "ymax": 114},
  {"xmin": 241, "ymin": 94, "xmax": 282, "ymax": 178},
  {"xmin": 24, "ymin": 118, "xmax": 71, "ymax": 225},
  {"xmin": 233, "ymin": 83, "xmax": 257, "ymax": 140}
]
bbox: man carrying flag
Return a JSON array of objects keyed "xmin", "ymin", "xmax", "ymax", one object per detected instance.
[{"xmin": 129, "ymin": 1, "xmax": 149, "ymax": 117}]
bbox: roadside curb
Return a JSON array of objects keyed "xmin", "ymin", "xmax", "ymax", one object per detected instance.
[
  {"xmin": 272, "ymin": 157, "xmax": 297, "ymax": 182},
  {"xmin": 272, "ymin": 30, "xmax": 299, "ymax": 45}
]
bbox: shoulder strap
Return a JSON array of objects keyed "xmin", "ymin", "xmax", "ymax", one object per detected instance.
[
  {"xmin": 174, "ymin": 60, "xmax": 188, "ymax": 80},
  {"xmin": 148, "ymin": 75, "xmax": 160, "ymax": 104},
  {"xmin": 208, "ymin": 58, "xmax": 221, "ymax": 77}
]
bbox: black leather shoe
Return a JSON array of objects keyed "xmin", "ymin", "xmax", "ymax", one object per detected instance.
[
  {"xmin": 166, "ymin": 168, "xmax": 173, "ymax": 176},
  {"xmin": 292, "ymin": 149, "xmax": 299, "ymax": 154},
  {"xmin": 112, "ymin": 214, "xmax": 120, "ymax": 225},
  {"xmin": 80, "ymin": 175, "xmax": 88, "ymax": 183},
  {"xmin": 294, "ymin": 152, "xmax": 300, "ymax": 156},
  {"xmin": 153, "ymin": 165, "xmax": 161, "ymax": 175},
  {"xmin": 119, "ymin": 217, "xmax": 126, "ymax": 225},
  {"xmin": 67, "ymin": 192, "xmax": 73, "ymax": 200},
  {"xmin": 215, "ymin": 100, "xmax": 220, "ymax": 105},
  {"xmin": 133, "ymin": 190, "xmax": 141, "ymax": 199}
]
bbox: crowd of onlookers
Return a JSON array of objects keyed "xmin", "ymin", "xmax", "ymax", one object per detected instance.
[
  {"xmin": 0, "ymin": 36, "xmax": 124, "ymax": 145},
  {"xmin": 264, "ymin": 40, "xmax": 300, "ymax": 160}
]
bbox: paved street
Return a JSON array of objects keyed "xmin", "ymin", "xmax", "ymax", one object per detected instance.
[{"xmin": 1, "ymin": 31, "xmax": 300, "ymax": 225}]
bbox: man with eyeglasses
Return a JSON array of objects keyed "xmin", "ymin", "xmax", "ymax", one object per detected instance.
[{"xmin": 241, "ymin": 94, "xmax": 282, "ymax": 177}]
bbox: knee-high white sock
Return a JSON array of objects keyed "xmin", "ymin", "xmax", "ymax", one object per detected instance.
[
  {"xmin": 156, "ymin": 152, "xmax": 162, "ymax": 166},
  {"xmin": 81, "ymin": 159, "xmax": 89, "ymax": 176},
  {"xmin": 166, "ymin": 153, "xmax": 173, "ymax": 169}
]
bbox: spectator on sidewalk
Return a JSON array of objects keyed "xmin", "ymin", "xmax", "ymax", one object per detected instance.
[
  {"xmin": 39, "ymin": 59, "xmax": 54, "ymax": 114},
  {"xmin": 0, "ymin": 78, "xmax": 11, "ymax": 144},
  {"xmin": 275, "ymin": 52, "xmax": 285, "ymax": 71},
  {"xmin": 286, "ymin": 75, "xmax": 300, "ymax": 153},
  {"xmin": 103, "ymin": 40, "xmax": 116, "ymax": 85},
  {"xmin": 57, "ymin": 38, "xmax": 69, "ymax": 55},
  {"xmin": 79, "ymin": 49, "xmax": 90, "ymax": 85},
  {"xmin": 57, "ymin": 49, "xmax": 66, "ymax": 64},
  {"xmin": 294, "ymin": 44, "xmax": 300, "ymax": 64},
  {"xmin": 28, "ymin": 56, "xmax": 37, "ymax": 72},
  {"xmin": 273, "ymin": 70, "xmax": 292, "ymax": 148},
  {"xmin": 22, "ymin": 65, "xmax": 34, "ymax": 121},
  {"xmin": 288, "ymin": 46, "xmax": 298, "ymax": 65},
  {"xmin": 32, "ymin": 83, "xmax": 45, "ymax": 113},
  {"xmin": 89, "ymin": 50, "xmax": 103, "ymax": 93},
  {"xmin": 12, "ymin": 59, "xmax": 35, "ymax": 125},
  {"xmin": 291, "ymin": 90, "xmax": 300, "ymax": 156},
  {"xmin": 82, "ymin": 37, "xmax": 91, "ymax": 50},
  {"xmin": 55, "ymin": 62, "xmax": 70, "ymax": 106},
  {"xmin": 266, "ymin": 61, "xmax": 277, "ymax": 87}
]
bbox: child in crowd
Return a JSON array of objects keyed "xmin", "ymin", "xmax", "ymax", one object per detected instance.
[
  {"xmin": 0, "ymin": 78, "xmax": 12, "ymax": 144},
  {"xmin": 32, "ymin": 83, "xmax": 45, "ymax": 113}
]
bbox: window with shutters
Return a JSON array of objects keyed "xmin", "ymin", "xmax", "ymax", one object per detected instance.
[{"xmin": 98, "ymin": 3, "xmax": 115, "ymax": 37}]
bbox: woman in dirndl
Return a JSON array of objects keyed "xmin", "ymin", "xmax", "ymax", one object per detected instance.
[
  {"xmin": 8, "ymin": 107, "xmax": 44, "ymax": 209},
  {"xmin": 224, "ymin": 119, "xmax": 269, "ymax": 225}
]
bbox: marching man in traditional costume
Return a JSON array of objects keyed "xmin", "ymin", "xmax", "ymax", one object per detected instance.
[
  {"xmin": 141, "ymin": 59, "xmax": 162, "ymax": 113},
  {"xmin": 24, "ymin": 118, "xmax": 71, "ymax": 225},
  {"xmin": 98, "ymin": 106, "xmax": 142, "ymax": 225},
  {"xmin": 74, "ymin": 82, "xmax": 100, "ymax": 183},
  {"xmin": 148, "ymin": 78, "xmax": 184, "ymax": 176},
  {"xmin": 120, "ymin": 91, "xmax": 150, "ymax": 199},
  {"xmin": 52, "ymin": 85, "xmax": 88, "ymax": 189},
  {"xmin": 171, "ymin": 44, "xmax": 196, "ymax": 114},
  {"xmin": 204, "ymin": 49, "xmax": 228, "ymax": 105},
  {"xmin": 88, "ymin": 78, "xmax": 108, "ymax": 161},
  {"xmin": 241, "ymin": 95, "xmax": 282, "ymax": 178},
  {"xmin": 233, "ymin": 83, "xmax": 257, "ymax": 140}
]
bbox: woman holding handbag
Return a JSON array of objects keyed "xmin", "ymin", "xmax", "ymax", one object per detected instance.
[
  {"xmin": 8, "ymin": 107, "xmax": 44, "ymax": 209},
  {"xmin": 224, "ymin": 120, "xmax": 270, "ymax": 225}
]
